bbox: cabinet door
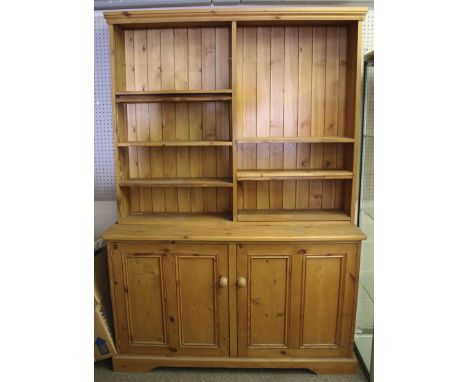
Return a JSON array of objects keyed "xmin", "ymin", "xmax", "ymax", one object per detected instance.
[
  {"xmin": 110, "ymin": 243, "xmax": 229, "ymax": 356},
  {"xmin": 237, "ymin": 243, "xmax": 358, "ymax": 357},
  {"xmin": 166, "ymin": 244, "xmax": 229, "ymax": 356}
]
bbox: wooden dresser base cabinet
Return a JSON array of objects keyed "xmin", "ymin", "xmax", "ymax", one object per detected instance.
[{"xmin": 106, "ymin": 239, "xmax": 361, "ymax": 374}]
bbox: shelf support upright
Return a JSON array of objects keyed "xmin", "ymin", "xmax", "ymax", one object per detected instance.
[{"xmin": 231, "ymin": 21, "xmax": 238, "ymax": 221}]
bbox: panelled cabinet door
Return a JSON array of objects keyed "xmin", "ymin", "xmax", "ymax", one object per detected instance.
[
  {"xmin": 110, "ymin": 243, "xmax": 229, "ymax": 356},
  {"xmin": 236, "ymin": 243, "xmax": 358, "ymax": 357}
]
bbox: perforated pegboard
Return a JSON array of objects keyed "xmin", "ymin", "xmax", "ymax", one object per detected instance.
[
  {"xmin": 94, "ymin": 13, "xmax": 115, "ymax": 200},
  {"xmin": 362, "ymin": 64, "xmax": 374, "ymax": 201},
  {"xmin": 362, "ymin": 10, "xmax": 374, "ymax": 54},
  {"xmin": 93, "ymin": 9, "xmax": 374, "ymax": 201}
]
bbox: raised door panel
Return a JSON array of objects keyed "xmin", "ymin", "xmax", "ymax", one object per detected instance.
[
  {"xmin": 125, "ymin": 255, "xmax": 167, "ymax": 345},
  {"xmin": 301, "ymin": 255, "xmax": 344, "ymax": 347},
  {"xmin": 236, "ymin": 243, "xmax": 358, "ymax": 358},
  {"xmin": 110, "ymin": 243, "xmax": 172, "ymax": 355},
  {"xmin": 237, "ymin": 244, "xmax": 292, "ymax": 356},
  {"xmin": 166, "ymin": 244, "xmax": 230, "ymax": 356}
]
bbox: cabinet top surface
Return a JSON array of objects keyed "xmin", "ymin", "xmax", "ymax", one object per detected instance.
[
  {"xmin": 102, "ymin": 222, "xmax": 366, "ymax": 242},
  {"xmin": 104, "ymin": 7, "xmax": 368, "ymax": 25}
]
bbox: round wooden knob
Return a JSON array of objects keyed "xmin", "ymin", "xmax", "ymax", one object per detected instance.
[
  {"xmin": 237, "ymin": 277, "xmax": 247, "ymax": 288},
  {"xmin": 218, "ymin": 276, "xmax": 228, "ymax": 288}
]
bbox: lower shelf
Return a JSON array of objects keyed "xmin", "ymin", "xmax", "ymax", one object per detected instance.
[
  {"xmin": 122, "ymin": 212, "xmax": 233, "ymax": 225},
  {"xmin": 237, "ymin": 209, "xmax": 350, "ymax": 222},
  {"xmin": 112, "ymin": 354, "xmax": 357, "ymax": 374}
]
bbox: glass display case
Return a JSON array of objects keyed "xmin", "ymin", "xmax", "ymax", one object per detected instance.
[{"xmin": 355, "ymin": 51, "xmax": 374, "ymax": 380}]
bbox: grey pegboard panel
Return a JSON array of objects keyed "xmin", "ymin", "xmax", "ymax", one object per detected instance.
[
  {"xmin": 93, "ymin": 10, "xmax": 374, "ymax": 201},
  {"xmin": 363, "ymin": 9, "xmax": 374, "ymax": 54},
  {"xmin": 362, "ymin": 64, "xmax": 374, "ymax": 201},
  {"xmin": 94, "ymin": 14, "xmax": 115, "ymax": 201}
]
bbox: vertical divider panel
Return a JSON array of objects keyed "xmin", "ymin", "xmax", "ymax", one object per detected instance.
[
  {"xmin": 202, "ymin": 28, "xmax": 218, "ymax": 213},
  {"xmin": 147, "ymin": 29, "xmax": 165, "ymax": 213},
  {"xmin": 188, "ymin": 28, "xmax": 204, "ymax": 213},
  {"xmin": 256, "ymin": 27, "xmax": 271, "ymax": 210},
  {"xmin": 335, "ymin": 27, "xmax": 348, "ymax": 210},
  {"xmin": 231, "ymin": 22, "xmax": 238, "ymax": 220},
  {"xmin": 322, "ymin": 27, "xmax": 340, "ymax": 209},
  {"xmin": 309, "ymin": 26, "xmax": 326, "ymax": 210},
  {"xmin": 174, "ymin": 29, "xmax": 191, "ymax": 213},
  {"xmin": 269, "ymin": 27, "xmax": 285, "ymax": 210},
  {"xmin": 161, "ymin": 28, "xmax": 178, "ymax": 212},
  {"xmin": 236, "ymin": 27, "xmax": 244, "ymax": 212},
  {"xmin": 296, "ymin": 26, "xmax": 313, "ymax": 209},
  {"xmin": 215, "ymin": 27, "xmax": 231, "ymax": 213},
  {"xmin": 283, "ymin": 27, "xmax": 299, "ymax": 210},
  {"xmin": 242, "ymin": 27, "xmax": 258, "ymax": 210}
]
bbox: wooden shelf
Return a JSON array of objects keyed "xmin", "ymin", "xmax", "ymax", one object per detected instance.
[
  {"xmin": 120, "ymin": 177, "xmax": 233, "ymax": 188},
  {"xmin": 237, "ymin": 209, "xmax": 350, "ymax": 222},
  {"xmin": 237, "ymin": 137, "xmax": 355, "ymax": 144},
  {"xmin": 122, "ymin": 213, "xmax": 233, "ymax": 225},
  {"xmin": 115, "ymin": 90, "xmax": 232, "ymax": 103},
  {"xmin": 237, "ymin": 170, "xmax": 353, "ymax": 181},
  {"xmin": 117, "ymin": 141, "xmax": 232, "ymax": 147}
]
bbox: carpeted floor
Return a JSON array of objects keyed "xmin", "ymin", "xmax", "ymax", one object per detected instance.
[{"xmin": 94, "ymin": 358, "xmax": 368, "ymax": 382}]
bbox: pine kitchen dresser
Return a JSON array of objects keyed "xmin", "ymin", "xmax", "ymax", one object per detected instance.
[{"xmin": 102, "ymin": 6, "xmax": 367, "ymax": 374}]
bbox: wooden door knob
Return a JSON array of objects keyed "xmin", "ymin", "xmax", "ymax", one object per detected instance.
[
  {"xmin": 218, "ymin": 276, "xmax": 228, "ymax": 288},
  {"xmin": 237, "ymin": 277, "xmax": 247, "ymax": 288}
]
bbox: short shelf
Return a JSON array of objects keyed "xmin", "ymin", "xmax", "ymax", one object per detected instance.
[
  {"xmin": 117, "ymin": 141, "xmax": 232, "ymax": 147},
  {"xmin": 237, "ymin": 137, "xmax": 355, "ymax": 143},
  {"xmin": 237, "ymin": 209, "xmax": 350, "ymax": 222},
  {"xmin": 237, "ymin": 169, "xmax": 353, "ymax": 181},
  {"xmin": 115, "ymin": 89, "xmax": 232, "ymax": 103},
  {"xmin": 123, "ymin": 212, "xmax": 233, "ymax": 225},
  {"xmin": 120, "ymin": 177, "xmax": 233, "ymax": 188}
]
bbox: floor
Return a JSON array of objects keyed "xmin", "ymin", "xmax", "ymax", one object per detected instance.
[{"xmin": 94, "ymin": 358, "xmax": 368, "ymax": 382}]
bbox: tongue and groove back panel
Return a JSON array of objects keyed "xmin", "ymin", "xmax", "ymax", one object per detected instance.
[
  {"xmin": 123, "ymin": 27, "xmax": 232, "ymax": 214},
  {"xmin": 236, "ymin": 26, "xmax": 351, "ymax": 214}
]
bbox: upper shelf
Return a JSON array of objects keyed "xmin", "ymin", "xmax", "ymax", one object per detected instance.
[
  {"xmin": 237, "ymin": 137, "xmax": 355, "ymax": 144},
  {"xmin": 115, "ymin": 90, "xmax": 232, "ymax": 103},
  {"xmin": 237, "ymin": 169, "xmax": 353, "ymax": 181},
  {"xmin": 120, "ymin": 177, "xmax": 233, "ymax": 188},
  {"xmin": 117, "ymin": 141, "xmax": 232, "ymax": 147}
]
